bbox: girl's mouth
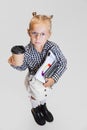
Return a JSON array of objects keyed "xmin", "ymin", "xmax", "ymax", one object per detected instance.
[{"xmin": 35, "ymin": 42, "xmax": 41, "ymax": 44}]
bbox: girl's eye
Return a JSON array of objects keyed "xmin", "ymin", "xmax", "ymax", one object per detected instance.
[
  {"xmin": 32, "ymin": 32, "xmax": 37, "ymax": 35},
  {"xmin": 31, "ymin": 32, "xmax": 45, "ymax": 37},
  {"xmin": 41, "ymin": 33, "xmax": 45, "ymax": 36}
]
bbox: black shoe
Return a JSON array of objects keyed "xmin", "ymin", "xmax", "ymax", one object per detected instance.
[
  {"xmin": 31, "ymin": 106, "xmax": 46, "ymax": 126},
  {"xmin": 40, "ymin": 103, "xmax": 54, "ymax": 122}
]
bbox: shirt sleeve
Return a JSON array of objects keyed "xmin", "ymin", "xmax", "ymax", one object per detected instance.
[{"xmin": 50, "ymin": 44, "xmax": 67, "ymax": 82}]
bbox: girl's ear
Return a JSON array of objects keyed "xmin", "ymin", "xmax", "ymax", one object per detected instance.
[
  {"xmin": 27, "ymin": 29, "xmax": 30, "ymax": 35},
  {"xmin": 49, "ymin": 31, "xmax": 52, "ymax": 37},
  {"xmin": 48, "ymin": 31, "xmax": 51, "ymax": 39}
]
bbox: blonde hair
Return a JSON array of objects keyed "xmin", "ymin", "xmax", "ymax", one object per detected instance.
[{"xmin": 28, "ymin": 12, "xmax": 53, "ymax": 32}]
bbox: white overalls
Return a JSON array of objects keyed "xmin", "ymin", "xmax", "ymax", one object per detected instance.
[{"xmin": 24, "ymin": 73, "xmax": 51, "ymax": 101}]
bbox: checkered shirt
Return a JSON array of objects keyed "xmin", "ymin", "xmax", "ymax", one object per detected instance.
[{"xmin": 12, "ymin": 40, "xmax": 67, "ymax": 82}]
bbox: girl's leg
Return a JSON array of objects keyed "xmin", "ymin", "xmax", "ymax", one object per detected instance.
[
  {"xmin": 30, "ymin": 96, "xmax": 40, "ymax": 108},
  {"xmin": 40, "ymin": 99, "xmax": 46, "ymax": 105},
  {"xmin": 40, "ymin": 98, "xmax": 54, "ymax": 122},
  {"xmin": 30, "ymin": 96, "xmax": 46, "ymax": 126}
]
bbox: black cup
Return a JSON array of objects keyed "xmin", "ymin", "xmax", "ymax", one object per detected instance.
[
  {"xmin": 11, "ymin": 45, "xmax": 25, "ymax": 66},
  {"xmin": 11, "ymin": 45, "xmax": 25, "ymax": 54}
]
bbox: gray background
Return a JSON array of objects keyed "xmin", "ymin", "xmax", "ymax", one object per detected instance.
[{"xmin": 0, "ymin": 0, "xmax": 87, "ymax": 130}]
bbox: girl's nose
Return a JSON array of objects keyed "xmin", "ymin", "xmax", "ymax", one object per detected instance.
[{"xmin": 36, "ymin": 34, "xmax": 41, "ymax": 39}]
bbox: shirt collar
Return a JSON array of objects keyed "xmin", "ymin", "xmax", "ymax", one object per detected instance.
[{"xmin": 30, "ymin": 40, "xmax": 49, "ymax": 52}]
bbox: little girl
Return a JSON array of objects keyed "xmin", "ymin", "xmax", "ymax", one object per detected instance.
[{"xmin": 8, "ymin": 12, "xmax": 67, "ymax": 126}]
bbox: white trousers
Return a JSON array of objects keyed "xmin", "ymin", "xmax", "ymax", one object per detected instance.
[{"xmin": 24, "ymin": 73, "xmax": 51, "ymax": 101}]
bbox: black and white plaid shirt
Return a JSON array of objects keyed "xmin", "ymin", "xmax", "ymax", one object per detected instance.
[{"xmin": 13, "ymin": 40, "xmax": 67, "ymax": 82}]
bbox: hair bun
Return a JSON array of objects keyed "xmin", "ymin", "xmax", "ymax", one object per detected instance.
[
  {"xmin": 32, "ymin": 12, "xmax": 37, "ymax": 16},
  {"xmin": 50, "ymin": 15, "xmax": 53, "ymax": 19}
]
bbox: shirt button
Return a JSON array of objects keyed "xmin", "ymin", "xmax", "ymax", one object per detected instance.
[{"xmin": 44, "ymin": 89, "xmax": 46, "ymax": 91}]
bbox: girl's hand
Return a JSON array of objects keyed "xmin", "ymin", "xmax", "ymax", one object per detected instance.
[
  {"xmin": 8, "ymin": 56, "xmax": 16, "ymax": 66},
  {"xmin": 43, "ymin": 78, "xmax": 55, "ymax": 88},
  {"xmin": 8, "ymin": 54, "xmax": 24, "ymax": 66}
]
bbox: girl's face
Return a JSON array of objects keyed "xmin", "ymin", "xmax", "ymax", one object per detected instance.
[{"xmin": 28, "ymin": 23, "xmax": 51, "ymax": 48}]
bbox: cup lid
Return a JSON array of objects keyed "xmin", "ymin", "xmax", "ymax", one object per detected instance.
[{"xmin": 11, "ymin": 45, "xmax": 25, "ymax": 54}]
